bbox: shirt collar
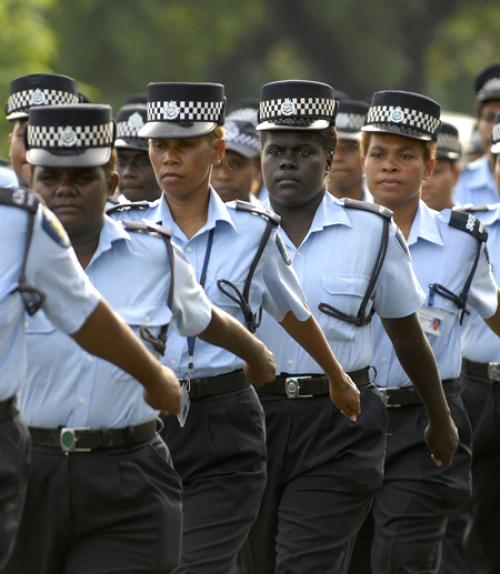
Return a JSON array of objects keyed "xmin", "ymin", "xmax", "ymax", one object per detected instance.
[
  {"xmin": 407, "ymin": 200, "xmax": 444, "ymax": 247},
  {"xmin": 157, "ymin": 187, "xmax": 237, "ymax": 241},
  {"xmin": 87, "ymin": 215, "xmax": 131, "ymax": 267}
]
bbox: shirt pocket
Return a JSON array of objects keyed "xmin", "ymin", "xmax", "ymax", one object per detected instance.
[{"xmin": 318, "ymin": 275, "xmax": 370, "ymax": 342}]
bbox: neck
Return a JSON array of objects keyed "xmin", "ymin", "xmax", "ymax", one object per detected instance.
[
  {"xmin": 164, "ymin": 187, "xmax": 210, "ymax": 239},
  {"xmin": 330, "ymin": 181, "xmax": 365, "ymax": 201},
  {"xmin": 69, "ymin": 221, "xmax": 103, "ymax": 268},
  {"xmin": 270, "ymin": 189, "xmax": 325, "ymax": 247},
  {"xmin": 390, "ymin": 197, "xmax": 419, "ymax": 240}
]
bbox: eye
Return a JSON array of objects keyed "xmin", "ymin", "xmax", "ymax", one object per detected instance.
[
  {"xmin": 401, "ymin": 152, "xmax": 414, "ymax": 160},
  {"xmin": 266, "ymin": 146, "xmax": 282, "ymax": 157},
  {"xmin": 369, "ymin": 150, "xmax": 382, "ymax": 159},
  {"xmin": 297, "ymin": 148, "xmax": 312, "ymax": 158}
]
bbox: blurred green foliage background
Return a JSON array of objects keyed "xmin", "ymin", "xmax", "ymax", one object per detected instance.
[{"xmin": 0, "ymin": 0, "xmax": 499, "ymax": 158}]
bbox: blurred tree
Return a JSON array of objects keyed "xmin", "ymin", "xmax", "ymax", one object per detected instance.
[
  {"xmin": 0, "ymin": 0, "xmax": 55, "ymax": 158},
  {"xmin": 428, "ymin": 0, "xmax": 500, "ymax": 113}
]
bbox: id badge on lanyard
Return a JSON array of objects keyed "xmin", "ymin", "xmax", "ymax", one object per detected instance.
[{"xmin": 177, "ymin": 229, "xmax": 214, "ymax": 428}]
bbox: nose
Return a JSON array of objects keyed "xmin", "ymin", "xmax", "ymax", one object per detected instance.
[
  {"xmin": 381, "ymin": 155, "xmax": 397, "ymax": 172},
  {"xmin": 161, "ymin": 146, "xmax": 180, "ymax": 166},
  {"xmin": 279, "ymin": 149, "xmax": 297, "ymax": 169},
  {"xmin": 54, "ymin": 172, "xmax": 78, "ymax": 196}
]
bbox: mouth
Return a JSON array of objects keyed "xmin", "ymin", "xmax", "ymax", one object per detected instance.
[
  {"xmin": 276, "ymin": 174, "xmax": 301, "ymax": 185},
  {"xmin": 161, "ymin": 172, "xmax": 184, "ymax": 182},
  {"xmin": 377, "ymin": 179, "xmax": 402, "ymax": 188},
  {"xmin": 51, "ymin": 203, "xmax": 82, "ymax": 213}
]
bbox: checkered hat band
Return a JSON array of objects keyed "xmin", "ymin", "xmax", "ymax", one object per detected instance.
[
  {"xmin": 27, "ymin": 122, "xmax": 114, "ymax": 149},
  {"xmin": 7, "ymin": 89, "xmax": 79, "ymax": 114},
  {"xmin": 336, "ymin": 112, "xmax": 365, "ymax": 131},
  {"xmin": 259, "ymin": 97, "xmax": 336, "ymax": 120},
  {"xmin": 492, "ymin": 123, "xmax": 500, "ymax": 145},
  {"xmin": 366, "ymin": 105, "xmax": 440, "ymax": 135},
  {"xmin": 437, "ymin": 133, "xmax": 461, "ymax": 153},
  {"xmin": 147, "ymin": 100, "xmax": 224, "ymax": 122},
  {"xmin": 117, "ymin": 120, "xmax": 145, "ymax": 139},
  {"xmin": 226, "ymin": 133, "xmax": 260, "ymax": 152}
]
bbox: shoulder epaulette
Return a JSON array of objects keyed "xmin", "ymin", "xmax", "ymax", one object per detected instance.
[
  {"xmin": 0, "ymin": 187, "xmax": 39, "ymax": 214},
  {"xmin": 106, "ymin": 201, "xmax": 152, "ymax": 215},
  {"xmin": 455, "ymin": 203, "xmax": 494, "ymax": 214},
  {"xmin": 341, "ymin": 198, "xmax": 393, "ymax": 221},
  {"xmin": 449, "ymin": 210, "xmax": 488, "ymax": 242},
  {"xmin": 121, "ymin": 219, "xmax": 171, "ymax": 239},
  {"xmin": 233, "ymin": 199, "xmax": 281, "ymax": 225}
]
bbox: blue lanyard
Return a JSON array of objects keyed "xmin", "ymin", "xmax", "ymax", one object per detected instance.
[{"xmin": 186, "ymin": 228, "xmax": 215, "ymax": 379}]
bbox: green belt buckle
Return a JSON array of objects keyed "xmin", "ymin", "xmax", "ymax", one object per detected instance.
[{"xmin": 60, "ymin": 427, "xmax": 91, "ymax": 452}]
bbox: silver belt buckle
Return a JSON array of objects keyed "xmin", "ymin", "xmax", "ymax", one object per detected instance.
[
  {"xmin": 285, "ymin": 377, "xmax": 313, "ymax": 399},
  {"xmin": 60, "ymin": 427, "xmax": 92, "ymax": 452},
  {"xmin": 377, "ymin": 388, "xmax": 389, "ymax": 407},
  {"xmin": 488, "ymin": 363, "xmax": 500, "ymax": 382}
]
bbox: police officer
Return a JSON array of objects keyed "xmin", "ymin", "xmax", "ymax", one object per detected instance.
[
  {"xmin": 6, "ymin": 103, "xmax": 276, "ymax": 574},
  {"xmin": 109, "ymin": 81, "xmax": 359, "ymax": 573},
  {"xmin": 211, "ymin": 106, "xmax": 262, "ymax": 203},
  {"xmin": 243, "ymin": 80, "xmax": 458, "ymax": 574},
  {"xmin": 115, "ymin": 94, "xmax": 162, "ymax": 202},
  {"xmin": 328, "ymin": 98, "xmax": 372, "ymax": 201},
  {"xmin": 5, "ymin": 72, "xmax": 80, "ymax": 187},
  {"xmin": 454, "ymin": 63, "xmax": 500, "ymax": 206},
  {"xmin": 421, "ymin": 122, "xmax": 462, "ymax": 211},
  {"xmin": 357, "ymin": 90, "xmax": 500, "ymax": 574},
  {"xmin": 0, "ymin": 182, "xmax": 188, "ymax": 569},
  {"xmin": 456, "ymin": 112, "xmax": 500, "ymax": 573}
]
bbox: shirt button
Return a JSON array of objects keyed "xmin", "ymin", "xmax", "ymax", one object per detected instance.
[
  {"xmin": 85, "ymin": 354, "xmax": 93, "ymax": 363},
  {"xmin": 170, "ymin": 359, "xmax": 177, "ymax": 366},
  {"xmin": 24, "ymin": 320, "xmax": 29, "ymax": 328},
  {"xmin": 145, "ymin": 314, "xmax": 151, "ymax": 322},
  {"xmin": 79, "ymin": 397, "xmax": 86, "ymax": 405},
  {"xmin": 287, "ymin": 359, "xmax": 294, "ymax": 365},
  {"xmin": 296, "ymin": 251, "xmax": 301, "ymax": 257},
  {"xmin": 186, "ymin": 246, "xmax": 193, "ymax": 253},
  {"xmin": 381, "ymin": 357, "xmax": 388, "ymax": 363}
]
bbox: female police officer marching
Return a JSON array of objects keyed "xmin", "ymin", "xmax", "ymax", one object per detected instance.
[
  {"xmin": 241, "ymin": 80, "xmax": 459, "ymax": 574},
  {"xmin": 355, "ymin": 89, "xmax": 500, "ymax": 574},
  {"xmin": 5, "ymin": 103, "xmax": 277, "ymax": 574},
  {"xmin": 0, "ymin": 182, "xmax": 188, "ymax": 569},
  {"xmin": 109, "ymin": 81, "xmax": 359, "ymax": 573}
]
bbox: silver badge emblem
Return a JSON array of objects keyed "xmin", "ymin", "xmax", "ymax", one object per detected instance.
[
  {"xmin": 12, "ymin": 188, "xmax": 25, "ymax": 205},
  {"xmin": 163, "ymin": 101, "xmax": 180, "ymax": 120},
  {"xmin": 280, "ymin": 99, "xmax": 296, "ymax": 116},
  {"xmin": 466, "ymin": 214, "xmax": 475, "ymax": 233},
  {"xmin": 389, "ymin": 107, "xmax": 404, "ymax": 123},
  {"xmin": 30, "ymin": 89, "xmax": 46, "ymax": 106},
  {"xmin": 224, "ymin": 121, "xmax": 239, "ymax": 140},
  {"xmin": 59, "ymin": 126, "xmax": 78, "ymax": 147},
  {"xmin": 127, "ymin": 112, "xmax": 144, "ymax": 130}
]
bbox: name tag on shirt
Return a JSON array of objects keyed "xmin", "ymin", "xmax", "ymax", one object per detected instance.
[{"xmin": 418, "ymin": 306, "xmax": 450, "ymax": 337}]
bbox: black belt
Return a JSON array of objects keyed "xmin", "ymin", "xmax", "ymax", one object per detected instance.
[
  {"xmin": 0, "ymin": 396, "xmax": 17, "ymax": 422},
  {"xmin": 29, "ymin": 420, "xmax": 157, "ymax": 452},
  {"xmin": 259, "ymin": 367, "xmax": 372, "ymax": 399},
  {"xmin": 462, "ymin": 358, "xmax": 500, "ymax": 382},
  {"xmin": 378, "ymin": 378, "xmax": 460, "ymax": 408},
  {"xmin": 181, "ymin": 370, "xmax": 249, "ymax": 399}
]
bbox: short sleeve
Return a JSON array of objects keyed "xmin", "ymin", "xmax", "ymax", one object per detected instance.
[
  {"xmin": 25, "ymin": 205, "xmax": 101, "ymax": 334},
  {"xmin": 260, "ymin": 228, "xmax": 310, "ymax": 323},
  {"xmin": 467, "ymin": 242, "xmax": 499, "ymax": 319},
  {"xmin": 169, "ymin": 242, "xmax": 213, "ymax": 336},
  {"xmin": 373, "ymin": 223, "xmax": 425, "ymax": 318}
]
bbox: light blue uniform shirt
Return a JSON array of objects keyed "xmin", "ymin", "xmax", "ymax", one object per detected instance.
[
  {"xmin": 257, "ymin": 193, "xmax": 424, "ymax": 373},
  {"xmin": 21, "ymin": 216, "xmax": 212, "ymax": 428},
  {"xmin": 453, "ymin": 155, "xmax": 498, "ymax": 207},
  {"xmin": 110, "ymin": 188, "xmax": 310, "ymax": 378},
  {"xmin": 372, "ymin": 201, "xmax": 498, "ymax": 387},
  {"xmin": 1, "ymin": 202, "xmax": 100, "ymax": 401},
  {"xmin": 0, "ymin": 166, "xmax": 18, "ymax": 188},
  {"xmin": 461, "ymin": 204, "xmax": 500, "ymax": 362}
]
